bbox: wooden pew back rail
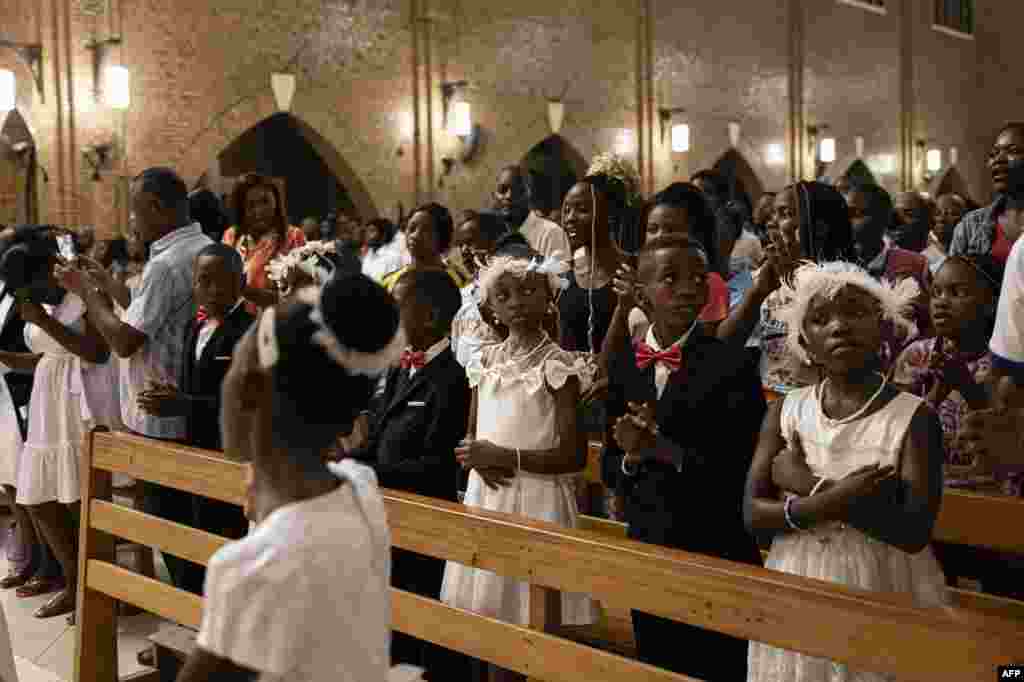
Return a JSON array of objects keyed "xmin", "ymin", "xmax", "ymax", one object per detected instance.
[{"xmin": 75, "ymin": 430, "xmax": 1024, "ymax": 682}]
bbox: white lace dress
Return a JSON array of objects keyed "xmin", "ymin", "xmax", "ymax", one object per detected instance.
[
  {"xmin": 440, "ymin": 339, "xmax": 598, "ymax": 627},
  {"xmin": 747, "ymin": 386, "xmax": 949, "ymax": 682},
  {"xmin": 15, "ymin": 294, "xmax": 89, "ymax": 505}
]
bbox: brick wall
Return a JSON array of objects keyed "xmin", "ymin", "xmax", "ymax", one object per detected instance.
[{"xmin": 1, "ymin": 0, "xmax": 1018, "ymax": 229}]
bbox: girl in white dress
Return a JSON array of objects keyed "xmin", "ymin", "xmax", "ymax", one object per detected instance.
[
  {"xmin": 443, "ymin": 249, "xmax": 597, "ymax": 680},
  {"xmin": 0, "ymin": 230, "xmax": 111, "ymax": 620},
  {"xmin": 176, "ymin": 273, "xmax": 422, "ymax": 682},
  {"xmin": 744, "ymin": 262, "xmax": 948, "ymax": 682}
]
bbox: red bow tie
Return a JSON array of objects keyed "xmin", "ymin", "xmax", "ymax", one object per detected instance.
[
  {"xmin": 400, "ymin": 349, "xmax": 426, "ymax": 370},
  {"xmin": 633, "ymin": 339, "xmax": 682, "ymax": 372},
  {"xmin": 196, "ymin": 306, "xmax": 208, "ymax": 323}
]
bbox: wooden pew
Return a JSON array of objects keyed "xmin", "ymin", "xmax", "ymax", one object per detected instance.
[{"xmin": 76, "ymin": 431, "xmax": 1024, "ymax": 682}]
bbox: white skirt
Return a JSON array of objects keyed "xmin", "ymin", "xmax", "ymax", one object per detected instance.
[
  {"xmin": 16, "ymin": 356, "xmax": 86, "ymax": 506},
  {"xmin": 0, "ymin": 374, "xmax": 23, "ymax": 489},
  {"xmin": 747, "ymin": 524, "xmax": 949, "ymax": 682},
  {"xmin": 440, "ymin": 469, "xmax": 597, "ymax": 627}
]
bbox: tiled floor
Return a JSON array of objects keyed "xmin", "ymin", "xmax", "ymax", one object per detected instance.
[{"xmin": 2, "ymin": 550, "xmax": 174, "ymax": 682}]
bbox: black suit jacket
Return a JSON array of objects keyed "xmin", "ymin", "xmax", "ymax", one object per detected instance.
[
  {"xmin": 180, "ymin": 305, "xmax": 255, "ymax": 450},
  {"xmin": 603, "ymin": 328, "xmax": 764, "ymax": 566},
  {"xmin": 0, "ymin": 283, "xmax": 33, "ymax": 437},
  {"xmin": 352, "ymin": 346, "xmax": 470, "ymax": 502}
]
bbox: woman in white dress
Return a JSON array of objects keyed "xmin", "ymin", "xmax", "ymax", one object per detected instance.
[
  {"xmin": 444, "ymin": 249, "xmax": 597, "ymax": 681},
  {"xmin": 744, "ymin": 262, "xmax": 948, "ymax": 682},
  {"xmin": 0, "ymin": 229, "xmax": 111, "ymax": 620}
]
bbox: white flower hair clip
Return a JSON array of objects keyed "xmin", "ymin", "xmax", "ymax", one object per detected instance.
[
  {"xmin": 256, "ymin": 285, "xmax": 405, "ymax": 376},
  {"xmin": 266, "ymin": 240, "xmax": 338, "ymax": 296},
  {"xmin": 525, "ymin": 255, "xmax": 571, "ymax": 291}
]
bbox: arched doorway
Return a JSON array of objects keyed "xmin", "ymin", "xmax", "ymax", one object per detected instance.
[
  {"xmin": 0, "ymin": 110, "xmax": 39, "ymax": 224},
  {"xmin": 217, "ymin": 113, "xmax": 368, "ymax": 226},
  {"xmin": 928, "ymin": 167, "xmax": 971, "ymax": 201},
  {"xmin": 712, "ymin": 149, "xmax": 764, "ymax": 211},
  {"xmin": 520, "ymin": 135, "xmax": 587, "ymax": 216},
  {"xmin": 842, "ymin": 159, "xmax": 878, "ymax": 189}
]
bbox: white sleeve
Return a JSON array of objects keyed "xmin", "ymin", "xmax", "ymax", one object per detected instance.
[
  {"xmin": 990, "ymin": 238, "xmax": 1024, "ymax": 371},
  {"xmin": 197, "ymin": 552, "xmax": 310, "ymax": 676}
]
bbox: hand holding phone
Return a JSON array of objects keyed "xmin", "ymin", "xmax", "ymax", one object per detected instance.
[{"xmin": 56, "ymin": 234, "xmax": 77, "ymax": 263}]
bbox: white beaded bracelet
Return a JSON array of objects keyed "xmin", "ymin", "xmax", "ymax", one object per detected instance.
[{"xmin": 621, "ymin": 454, "xmax": 640, "ymax": 477}]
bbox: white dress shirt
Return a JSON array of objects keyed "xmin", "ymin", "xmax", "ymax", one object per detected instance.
[{"xmin": 195, "ymin": 299, "xmax": 245, "ymax": 362}]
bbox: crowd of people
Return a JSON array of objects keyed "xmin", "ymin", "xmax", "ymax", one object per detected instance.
[{"xmin": 0, "ymin": 122, "xmax": 1020, "ymax": 682}]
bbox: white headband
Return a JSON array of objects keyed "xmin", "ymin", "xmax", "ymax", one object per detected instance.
[
  {"xmin": 476, "ymin": 253, "xmax": 570, "ymax": 304},
  {"xmin": 256, "ymin": 285, "xmax": 405, "ymax": 376},
  {"xmin": 776, "ymin": 260, "xmax": 920, "ymax": 365}
]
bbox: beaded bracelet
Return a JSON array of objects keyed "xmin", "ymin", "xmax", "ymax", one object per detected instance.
[
  {"xmin": 783, "ymin": 494, "xmax": 807, "ymax": 532},
  {"xmin": 621, "ymin": 454, "xmax": 640, "ymax": 477}
]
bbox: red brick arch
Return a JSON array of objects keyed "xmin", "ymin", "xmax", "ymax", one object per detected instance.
[{"xmin": 179, "ymin": 97, "xmax": 379, "ymax": 221}]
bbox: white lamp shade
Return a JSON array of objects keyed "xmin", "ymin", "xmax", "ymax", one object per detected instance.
[
  {"xmin": 547, "ymin": 100, "xmax": 564, "ymax": 135},
  {"xmin": 819, "ymin": 137, "xmax": 836, "ymax": 164},
  {"xmin": 855, "ymin": 136, "xmax": 865, "ymax": 158},
  {"xmin": 450, "ymin": 101, "xmax": 472, "ymax": 137},
  {"xmin": 614, "ymin": 129, "xmax": 635, "ymax": 155},
  {"xmin": 398, "ymin": 111, "xmax": 414, "ymax": 139},
  {"xmin": 105, "ymin": 65, "xmax": 130, "ymax": 110},
  {"xmin": 927, "ymin": 148, "xmax": 942, "ymax": 173},
  {"xmin": 0, "ymin": 69, "xmax": 15, "ymax": 112},
  {"xmin": 271, "ymin": 73, "xmax": 296, "ymax": 112},
  {"xmin": 766, "ymin": 143, "xmax": 785, "ymax": 165},
  {"xmin": 671, "ymin": 123, "xmax": 690, "ymax": 153},
  {"xmin": 950, "ymin": 147, "xmax": 958, "ymax": 166},
  {"xmin": 728, "ymin": 121, "xmax": 741, "ymax": 148}
]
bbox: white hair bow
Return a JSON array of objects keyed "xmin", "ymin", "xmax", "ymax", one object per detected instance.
[
  {"xmin": 256, "ymin": 286, "xmax": 405, "ymax": 376},
  {"xmin": 526, "ymin": 255, "xmax": 571, "ymax": 291}
]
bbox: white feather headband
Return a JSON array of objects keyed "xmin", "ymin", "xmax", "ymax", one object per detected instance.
[
  {"xmin": 476, "ymin": 253, "xmax": 570, "ymax": 304},
  {"xmin": 776, "ymin": 261, "xmax": 920, "ymax": 365},
  {"xmin": 257, "ymin": 285, "xmax": 405, "ymax": 376}
]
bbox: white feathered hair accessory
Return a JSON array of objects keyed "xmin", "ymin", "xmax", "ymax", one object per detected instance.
[
  {"xmin": 476, "ymin": 253, "xmax": 570, "ymax": 304},
  {"xmin": 776, "ymin": 260, "xmax": 920, "ymax": 365},
  {"xmin": 265, "ymin": 240, "xmax": 337, "ymax": 296},
  {"xmin": 256, "ymin": 285, "xmax": 405, "ymax": 375}
]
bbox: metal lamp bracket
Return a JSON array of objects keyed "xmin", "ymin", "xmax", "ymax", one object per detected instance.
[
  {"xmin": 658, "ymin": 107, "xmax": 686, "ymax": 145},
  {"xmin": 0, "ymin": 39, "xmax": 44, "ymax": 103},
  {"xmin": 84, "ymin": 36, "xmax": 122, "ymax": 102}
]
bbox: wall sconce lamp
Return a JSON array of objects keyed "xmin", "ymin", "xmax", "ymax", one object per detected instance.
[
  {"xmin": 916, "ymin": 139, "xmax": 942, "ymax": 184},
  {"xmin": 545, "ymin": 81, "xmax": 569, "ymax": 135},
  {"xmin": 950, "ymin": 147, "xmax": 958, "ymax": 166},
  {"xmin": 658, "ymin": 108, "xmax": 689, "ymax": 153},
  {"xmin": 271, "ymin": 73, "xmax": 296, "ymax": 112},
  {"xmin": 84, "ymin": 36, "xmax": 123, "ymax": 105},
  {"xmin": 808, "ymin": 125, "xmax": 835, "ymax": 179},
  {"xmin": 927, "ymin": 148, "xmax": 942, "ymax": 174},
  {"xmin": 82, "ymin": 140, "xmax": 118, "ymax": 181},
  {"xmin": 440, "ymin": 80, "xmax": 479, "ymax": 164},
  {"xmin": 855, "ymin": 136, "xmax": 865, "ymax": 159},
  {"xmin": 0, "ymin": 39, "xmax": 43, "ymax": 102},
  {"xmin": 766, "ymin": 143, "xmax": 785, "ymax": 166},
  {"xmin": 441, "ymin": 80, "xmax": 470, "ymax": 136}
]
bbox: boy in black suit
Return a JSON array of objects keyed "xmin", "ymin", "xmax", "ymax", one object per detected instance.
[
  {"xmin": 603, "ymin": 234, "xmax": 765, "ymax": 682},
  {"xmin": 138, "ymin": 243, "xmax": 254, "ymax": 593},
  {"xmin": 346, "ymin": 268, "xmax": 470, "ymax": 678}
]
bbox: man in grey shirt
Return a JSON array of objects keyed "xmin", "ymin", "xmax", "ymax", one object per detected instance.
[{"xmin": 60, "ymin": 166, "xmax": 213, "ymax": 590}]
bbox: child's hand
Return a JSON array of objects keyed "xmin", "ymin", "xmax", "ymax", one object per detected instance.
[
  {"xmin": 957, "ymin": 407, "xmax": 1024, "ymax": 475},
  {"xmin": 137, "ymin": 384, "xmax": 190, "ymax": 417},
  {"xmin": 612, "ymin": 414, "xmax": 656, "ymax": 456},
  {"xmin": 828, "ymin": 463, "xmax": 899, "ymax": 516},
  {"xmin": 455, "ymin": 438, "xmax": 505, "ymax": 471},
  {"xmin": 17, "ymin": 300, "xmax": 47, "ymax": 326},
  {"xmin": 771, "ymin": 433, "xmax": 813, "ymax": 493},
  {"xmin": 612, "ymin": 263, "xmax": 639, "ymax": 309}
]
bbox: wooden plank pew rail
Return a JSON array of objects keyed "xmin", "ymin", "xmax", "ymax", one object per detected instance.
[{"xmin": 75, "ymin": 430, "xmax": 1024, "ymax": 682}]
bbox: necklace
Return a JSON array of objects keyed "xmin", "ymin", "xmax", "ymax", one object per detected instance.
[
  {"xmin": 815, "ymin": 372, "xmax": 889, "ymax": 427},
  {"xmin": 502, "ymin": 333, "xmax": 549, "ymax": 363}
]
